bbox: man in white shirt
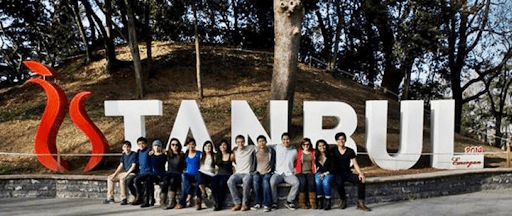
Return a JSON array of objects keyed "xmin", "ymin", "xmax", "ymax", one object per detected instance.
[{"xmin": 269, "ymin": 132, "xmax": 299, "ymax": 210}]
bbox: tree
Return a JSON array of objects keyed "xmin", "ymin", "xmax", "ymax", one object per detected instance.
[
  {"xmin": 123, "ymin": 0, "xmax": 145, "ymax": 99},
  {"xmin": 66, "ymin": 0, "xmax": 93, "ymax": 64},
  {"xmin": 81, "ymin": 0, "xmax": 119, "ymax": 71},
  {"xmin": 269, "ymin": 0, "xmax": 304, "ymax": 129},
  {"xmin": 486, "ymin": 65, "xmax": 512, "ymax": 147},
  {"xmin": 192, "ymin": 0, "xmax": 203, "ymax": 100}
]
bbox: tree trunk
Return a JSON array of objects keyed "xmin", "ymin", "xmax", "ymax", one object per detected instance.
[
  {"xmin": 232, "ymin": 0, "xmax": 240, "ymax": 46},
  {"xmin": 68, "ymin": 0, "xmax": 92, "ymax": 64},
  {"xmin": 193, "ymin": 2, "xmax": 203, "ymax": 100},
  {"xmin": 105, "ymin": 0, "xmax": 113, "ymax": 39},
  {"xmin": 269, "ymin": 0, "xmax": 304, "ymax": 130},
  {"xmin": 86, "ymin": 11, "xmax": 96, "ymax": 43},
  {"xmin": 314, "ymin": 9, "xmax": 330, "ymax": 68},
  {"xmin": 401, "ymin": 56, "xmax": 415, "ymax": 100},
  {"xmin": 124, "ymin": 0, "xmax": 145, "ymax": 99},
  {"xmin": 330, "ymin": 1, "xmax": 344, "ymax": 72},
  {"xmin": 82, "ymin": 0, "xmax": 118, "ymax": 71},
  {"xmin": 144, "ymin": 0, "xmax": 152, "ymax": 78},
  {"xmin": 364, "ymin": 0, "xmax": 400, "ymax": 97}
]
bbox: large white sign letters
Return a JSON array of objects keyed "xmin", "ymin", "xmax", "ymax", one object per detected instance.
[
  {"xmin": 104, "ymin": 100, "xmax": 162, "ymax": 151},
  {"xmin": 104, "ymin": 99, "xmax": 484, "ymax": 170}
]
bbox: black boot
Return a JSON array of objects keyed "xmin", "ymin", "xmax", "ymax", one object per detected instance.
[
  {"xmin": 141, "ymin": 195, "xmax": 151, "ymax": 208},
  {"xmin": 324, "ymin": 198, "xmax": 331, "ymax": 210},
  {"xmin": 317, "ymin": 197, "xmax": 323, "ymax": 209},
  {"xmin": 149, "ymin": 194, "xmax": 155, "ymax": 206}
]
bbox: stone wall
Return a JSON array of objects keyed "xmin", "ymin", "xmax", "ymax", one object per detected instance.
[{"xmin": 1, "ymin": 169, "xmax": 512, "ymax": 206}]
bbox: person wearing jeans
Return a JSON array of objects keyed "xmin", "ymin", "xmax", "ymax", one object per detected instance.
[
  {"xmin": 295, "ymin": 138, "xmax": 317, "ymax": 209},
  {"xmin": 227, "ymin": 135, "xmax": 255, "ymax": 211},
  {"xmin": 176, "ymin": 138, "xmax": 201, "ymax": 209},
  {"xmin": 270, "ymin": 132, "xmax": 299, "ymax": 210},
  {"xmin": 251, "ymin": 135, "xmax": 276, "ymax": 212},
  {"xmin": 314, "ymin": 139, "xmax": 334, "ymax": 210}
]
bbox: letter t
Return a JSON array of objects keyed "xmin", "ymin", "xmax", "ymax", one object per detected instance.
[{"xmin": 104, "ymin": 100, "xmax": 162, "ymax": 150}]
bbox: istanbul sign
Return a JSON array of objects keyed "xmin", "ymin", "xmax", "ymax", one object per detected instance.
[
  {"xmin": 105, "ymin": 99, "xmax": 484, "ymax": 171},
  {"xmin": 27, "ymin": 61, "xmax": 483, "ymax": 172}
]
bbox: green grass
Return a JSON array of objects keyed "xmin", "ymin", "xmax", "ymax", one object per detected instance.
[
  {"xmin": 0, "ymin": 162, "xmax": 38, "ymax": 175},
  {"xmin": 0, "ymin": 104, "xmax": 46, "ymax": 122}
]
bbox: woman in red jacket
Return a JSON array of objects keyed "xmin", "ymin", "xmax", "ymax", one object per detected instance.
[{"xmin": 295, "ymin": 138, "xmax": 316, "ymax": 209}]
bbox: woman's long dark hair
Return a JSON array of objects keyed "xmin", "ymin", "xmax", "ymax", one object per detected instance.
[
  {"xmin": 167, "ymin": 138, "xmax": 183, "ymax": 161},
  {"xmin": 216, "ymin": 138, "xmax": 232, "ymax": 162},
  {"xmin": 315, "ymin": 139, "xmax": 329, "ymax": 160},
  {"xmin": 200, "ymin": 141, "xmax": 215, "ymax": 168}
]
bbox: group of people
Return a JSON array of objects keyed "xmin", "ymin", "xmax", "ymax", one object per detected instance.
[{"xmin": 103, "ymin": 132, "xmax": 371, "ymax": 212}]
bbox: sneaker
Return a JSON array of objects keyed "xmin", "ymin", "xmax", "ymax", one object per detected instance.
[
  {"xmin": 263, "ymin": 206, "xmax": 271, "ymax": 212},
  {"xmin": 284, "ymin": 201, "xmax": 296, "ymax": 210},
  {"xmin": 120, "ymin": 199, "xmax": 128, "ymax": 205},
  {"xmin": 251, "ymin": 204, "xmax": 261, "ymax": 210},
  {"xmin": 271, "ymin": 203, "xmax": 278, "ymax": 210},
  {"xmin": 102, "ymin": 198, "xmax": 114, "ymax": 204}
]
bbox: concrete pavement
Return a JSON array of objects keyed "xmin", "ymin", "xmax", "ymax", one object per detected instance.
[{"xmin": 1, "ymin": 189, "xmax": 512, "ymax": 216}]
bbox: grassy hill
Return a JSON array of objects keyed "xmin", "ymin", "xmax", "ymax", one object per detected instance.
[{"xmin": 0, "ymin": 41, "xmax": 505, "ymax": 176}]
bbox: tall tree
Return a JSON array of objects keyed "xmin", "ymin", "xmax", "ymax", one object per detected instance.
[
  {"xmin": 81, "ymin": 0, "xmax": 118, "ymax": 71},
  {"xmin": 192, "ymin": 0, "xmax": 203, "ymax": 100},
  {"xmin": 66, "ymin": 0, "xmax": 93, "ymax": 64},
  {"xmin": 123, "ymin": 0, "xmax": 145, "ymax": 99},
  {"xmin": 143, "ymin": 0, "xmax": 153, "ymax": 77},
  {"xmin": 445, "ymin": 0, "xmax": 491, "ymax": 133},
  {"xmin": 269, "ymin": 0, "xmax": 304, "ymax": 129}
]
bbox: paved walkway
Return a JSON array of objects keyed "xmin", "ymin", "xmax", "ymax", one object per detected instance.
[{"xmin": 1, "ymin": 189, "xmax": 511, "ymax": 216}]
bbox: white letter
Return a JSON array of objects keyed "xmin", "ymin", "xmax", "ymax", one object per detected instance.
[
  {"xmin": 366, "ymin": 100, "xmax": 424, "ymax": 170},
  {"xmin": 105, "ymin": 100, "xmax": 162, "ymax": 150},
  {"xmin": 231, "ymin": 100, "xmax": 288, "ymax": 146},
  {"xmin": 168, "ymin": 100, "xmax": 211, "ymax": 151},
  {"xmin": 303, "ymin": 101, "xmax": 357, "ymax": 151}
]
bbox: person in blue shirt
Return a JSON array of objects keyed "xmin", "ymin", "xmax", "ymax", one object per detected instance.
[
  {"xmin": 140, "ymin": 139, "xmax": 167, "ymax": 208},
  {"xmin": 176, "ymin": 138, "xmax": 201, "ymax": 209},
  {"xmin": 131, "ymin": 137, "xmax": 151, "ymax": 205},
  {"xmin": 103, "ymin": 140, "xmax": 138, "ymax": 205}
]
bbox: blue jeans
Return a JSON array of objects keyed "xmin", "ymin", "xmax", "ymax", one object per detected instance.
[
  {"xmin": 315, "ymin": 173, "xmax": 333, "ymax": 198},
  {"xmin": 227, "ymin": 173, "xmax": 252, "ymax": 205},
  {"xmin": 179, "ymin": 173, "xmax": 197, "ymax": 205},
  {"xmin": 252, "ymin": 173, "xmax": 272, "ymax": 207},
  {"xmin": 270, "ymin": 173, "xmax": 299, "ymax": 203}
]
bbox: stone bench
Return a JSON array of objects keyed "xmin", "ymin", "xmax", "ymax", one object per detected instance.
[{"xmin": 2, "ymin": 168, "xmax": 512, "ymax": 207}]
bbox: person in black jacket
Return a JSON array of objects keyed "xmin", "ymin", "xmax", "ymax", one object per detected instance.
[
  {"xmin": 314, "ymin": 139, "xmax": 333, "ymax": 210},
  {"xmin": 140, "ymin": 139, "xmax": 167, "ymax": 208},
  {"xmin": 161, "ymin": 138, "xmax": 185, "ymax": 209},
  {"xmin": 212, "ymin": 139, "xmax": 233, "ymax": 211}
]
